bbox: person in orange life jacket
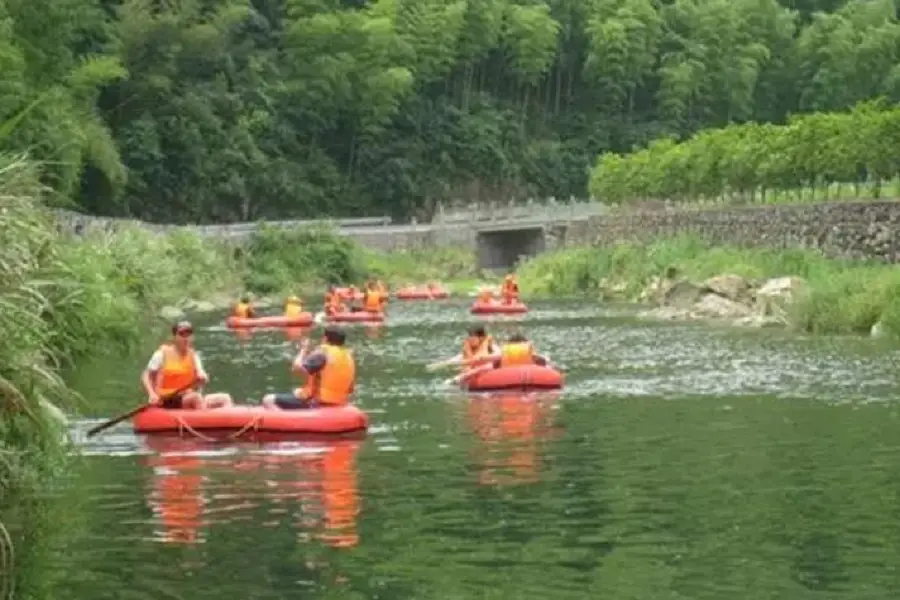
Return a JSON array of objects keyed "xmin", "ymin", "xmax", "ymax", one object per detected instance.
[
  {"xmin": 324, "ymin": 287, "xmax": 346, "ymax": 316},
  {"xmin": 233, "ymin": 295, "xmax": 255, "ymax": 318},
  {"xmin": 500, "ymin": 274, "xmax": 519, "ymax": 304},
  {"xmin": 361, "ymin": 282, "xmax": 383, "ymax": 313},
  {"xmin": 141, "ymin": 321, "xmax": 234, "ymax": 409},
  {"xmin": 426, "ymin": 325, "xmax": 497, "ymax": 371},
  {"xmin": 261, "ymin": 326, "xmax": 356, "ymax": 410},
  {"xmin": 450, "ymin": 332, "xmax": 548, "ymax": 385}
]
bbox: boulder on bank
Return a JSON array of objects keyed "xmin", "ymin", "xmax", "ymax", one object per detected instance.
[{"xmin": 636, "ymin": 273, "xmax": 805, "ymax": 329}]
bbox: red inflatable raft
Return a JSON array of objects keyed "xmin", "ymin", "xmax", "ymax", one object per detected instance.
[
  {"xmin": 327, "ymin": 311, "xmax": 384, "ymax": 323},
  {"xmin": 226, "ymin": 314, "xmax": 314, "ymax": 328},
  {"xmin": 470, "ymin": 301, "xmax": 529, "ymax": 315},
  {"xmin": 395, "ymin": 287, "xmax": 450, "ymax": 300},
  {"xmin": 133, "ymin": 405, "xmax": 368, "ymax": 434},
  {"xmin": 463, "ymin": 365, "xmax": 563, "ymax": 391}
]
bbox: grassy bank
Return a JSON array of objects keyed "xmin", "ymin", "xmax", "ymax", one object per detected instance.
[{"xmin": 517, "ymin": 236, "xmax": 900, "ymax": 336}]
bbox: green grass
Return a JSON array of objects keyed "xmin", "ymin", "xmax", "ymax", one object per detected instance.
[{"xmin": 517, "ymin": 236, "xmax": 900, "ymax": 336}]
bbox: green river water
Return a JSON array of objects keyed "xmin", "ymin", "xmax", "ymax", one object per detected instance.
[{"xmin": 35, "ymin": 299, "xmax": 900, "ymax": 598}]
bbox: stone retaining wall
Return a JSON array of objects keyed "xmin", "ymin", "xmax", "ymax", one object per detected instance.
[{"xmin": 564, "ymin": 200, "xmax": 900, "ymax": 262}]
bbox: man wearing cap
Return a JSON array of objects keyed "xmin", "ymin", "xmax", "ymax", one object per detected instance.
[
  {"xmin": 141, "ymin": 320, "xmax": 234, "ymax": 410},
  {"xmin": 262, "ymin": 326, "xmax": 356, "ymax": 409}
]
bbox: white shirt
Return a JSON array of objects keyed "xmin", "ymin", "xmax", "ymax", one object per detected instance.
[{"xmin": 146, "ymin": 349, "xmax": 209, "ymax": 380}]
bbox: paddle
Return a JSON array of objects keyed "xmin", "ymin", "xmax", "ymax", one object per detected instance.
[
  {"xmin": 86, "ymin": 381, "xmax": 198, "ymax": 438},
  {"xmin": 426, "ymin": 356, "xmax": 462, "ymax": 372}
]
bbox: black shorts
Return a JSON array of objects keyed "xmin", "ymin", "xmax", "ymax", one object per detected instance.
[
  {"xmin": 270, "ymin": 392, "xmax": 320, "ymax": 410},
  {"xmin": 160, "ymin": 393, "xmax": 185, "ymax": 409}
]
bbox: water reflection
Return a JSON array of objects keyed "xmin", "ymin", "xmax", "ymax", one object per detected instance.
[
  {"xmin": 143, "ymin": 436, "xmax": 207, "ymax": 544},
  {"xmin": 362, "ymin": 324, "xmax": 384, "ymax": 340},
  {"xmin": 465, "ymin": 392, "xmax": 562, "ymax": 486},
  {"xmin": 140, "ymin": 436, "xmax": 361, "ymax": 549}
]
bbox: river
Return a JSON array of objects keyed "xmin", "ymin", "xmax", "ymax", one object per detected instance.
[{"xmin": 40, "ymin": 299, "xmax": 900, "ymax": 598}]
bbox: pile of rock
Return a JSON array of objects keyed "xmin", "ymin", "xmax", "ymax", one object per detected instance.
[{"xmin": 634, "ymin": 271, "xmax": 806, "ymax": 328}]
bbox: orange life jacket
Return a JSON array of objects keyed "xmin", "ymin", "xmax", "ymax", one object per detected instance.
[
  {"xmin": 499, "ymin": 342, "xmax": 534, "ymax": 367},
  {"xmin": 478, "ymin": 291, "xmax": 494, "ymax": 303},
  {"xmin": 285, "ymin": 302, "xmax": 304, "ymax": 317},
  {"xmin": 155, "ymin": 344, "xmax": 197, "ymax": 396},
  {"xmin": 234, "ymin": 302, "xmax": 251, "ymax": 318},
  {"xmin": 300, "ymin": 344, "xmax": 356, "ymax": 406},
  {"xmin": 462, "ymin": 335, "xmax": 493, "ymax": 360},
  {"xmin": 363, "ymin": 290, "xmax": 381, "ymax": 312}
]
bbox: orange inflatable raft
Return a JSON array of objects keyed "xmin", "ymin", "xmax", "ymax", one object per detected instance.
[
  {"xmin": 133, "ymin": 405, "xmax": 369, "ymax": 434},
  {"xmin": 395, "ymin": 287, "xmax": 450, "ymax": 300},
  {"xmin": 470, "ymin": 301, "xmax": 529, "ymax": 315},
  {"xmin": 226, "ymin": 314, "xmax": 314, "ymax": 328},
  {"xmin": 464, "ymin": 365, "xmax": 563, "ymax": 392},
  {"xmin": 327, "ymin": 311, "xmax": 384, "ymax": 323}
]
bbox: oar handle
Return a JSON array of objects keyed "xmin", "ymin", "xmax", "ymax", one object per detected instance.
[{"xmin": 85, "ymin": 381, "xmax": 198, "ymax": 438}]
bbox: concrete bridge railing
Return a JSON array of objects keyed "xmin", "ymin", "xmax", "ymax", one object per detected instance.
[
  {"xmin": 433, "ymin": 197, "xmax": 606, "ymax": 225},
  {"xmin": 51, "ymin": 197, "xmax": 608, "ymax": 240},
  {"xmin": 51, "ymin": 208, "xmax": 394, "ymax": 238}
]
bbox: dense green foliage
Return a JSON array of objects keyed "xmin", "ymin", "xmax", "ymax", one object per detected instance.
[
  {"xmin": 517, "ymin": 236, "xmax": 900, "ymax": 335},
  {"xmin": 241, "ymin": 225, "xmax": 478, "ymax": 294},
  {"xmin": 5, "ymin": 0, "xmax": 900, "ymax": 221},
  {"xmin": 590, "ymin": 100, "xmax": 900, "ymax": 204}
]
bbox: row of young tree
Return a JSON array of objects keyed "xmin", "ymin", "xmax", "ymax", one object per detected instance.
[
  {"xmin": 4, "ymin": 0, "xmax": 900, "ymax": 222},
  {"xmin": 588, "ymin": 100, "xmax": 900, "ymax": 203}
]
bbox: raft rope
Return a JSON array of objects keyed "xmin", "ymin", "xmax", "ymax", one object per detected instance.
[{"xmin": 174, "ymin": 415, "xmax": 262, "ymax": 443}]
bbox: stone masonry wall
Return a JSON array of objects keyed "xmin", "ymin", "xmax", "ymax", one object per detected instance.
[{"xmin": 563, "ymin": 200, "xmax": 900, "ymax": 262}]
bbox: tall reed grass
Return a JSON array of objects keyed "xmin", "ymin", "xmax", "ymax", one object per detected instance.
[{"xmin": 517, "ymin": 236, "xmax": 900, "ymax": 336}]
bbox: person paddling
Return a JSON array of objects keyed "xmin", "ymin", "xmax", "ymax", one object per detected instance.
[
  {"xmin": 233, "ymin": 296, "xmax": 255, "ymax": 318},
  {"xmin": 261, "ymin": 326, "xmax": 356, "ymax": 410},
  {"xmin": 426, "ymin": 326, "xmax": 497, "ymax": 371},
  {"xmin": 449, "ymin": 332, "xmax": 549, "ymax": 386},
  {"xmin": 141, "ymin": 321, "xmax": 234, "ymax": 410}
]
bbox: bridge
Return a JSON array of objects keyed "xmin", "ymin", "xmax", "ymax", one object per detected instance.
[{"xmin": 52, "ymin": 197, "xmax": 607, "ymax": 269}]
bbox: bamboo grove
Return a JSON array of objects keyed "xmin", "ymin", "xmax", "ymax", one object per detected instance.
[{"xmin": 3, "ymin": 0, "xmax": 900, "ymax": 222}]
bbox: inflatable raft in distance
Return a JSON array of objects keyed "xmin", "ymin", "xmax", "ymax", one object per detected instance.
[
  {"xmin": 326, "ymin": 311, "xmax": 385, "ymax": 323},
  {"xmin": 470, "ymin": 300, "xmax": 528, "ymax": 315},
  {"xmin": 464, "ymin": 365, "xmax": 563, "ymax": 392},
  {"xmin": 226, "ymin": 314, "xmax": 314, "ymax": 328},
  {"xmin": 394, "ymin": 287, "xmax": 450, "ymax": 300},
  {"xmin": 133, "ymin": 405, "xmax": 368, "ymax": 434}
]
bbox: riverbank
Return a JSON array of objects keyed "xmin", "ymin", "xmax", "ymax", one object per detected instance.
[{"xmin": 516, "ymin": 236, "xmax": 900, "ymax": 337}]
